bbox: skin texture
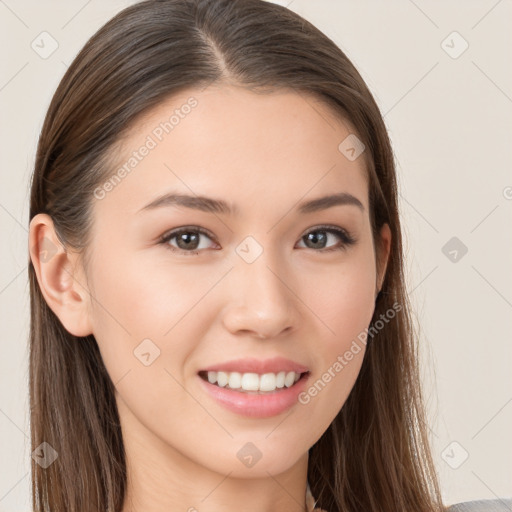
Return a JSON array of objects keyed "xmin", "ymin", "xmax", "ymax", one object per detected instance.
[{"xmin": 30, "ymin": 84, "xmax": 391, "ymax": 512}]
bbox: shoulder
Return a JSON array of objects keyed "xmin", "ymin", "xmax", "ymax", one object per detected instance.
[{"xmin": 446, "ymin": 498, "xmax": 512, "ymax": 512}]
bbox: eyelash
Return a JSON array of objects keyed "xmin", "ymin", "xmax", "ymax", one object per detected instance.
[{"xmin": 158, "ymin": 224, "xmax": 357, "ymax": 256}]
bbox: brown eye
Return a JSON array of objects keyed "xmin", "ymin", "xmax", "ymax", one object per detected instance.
[
  {"xmin": 159, "ymin": 227, "xmax": 217, "ymax": 255},
  {"xmin": 297, "ymin": 226, "xmax": 356, "ymax": 252}
]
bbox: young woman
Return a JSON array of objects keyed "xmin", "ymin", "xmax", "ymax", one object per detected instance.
[{"xmin": 27, "ymin": 1, "xmax": 460, "ymax": 511}]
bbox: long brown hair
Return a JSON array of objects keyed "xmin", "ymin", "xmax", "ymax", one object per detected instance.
[{"xmin": 28, "ymin": 1, "xmax": 446, "ymax": 510}]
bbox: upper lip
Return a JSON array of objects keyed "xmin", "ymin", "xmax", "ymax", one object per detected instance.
[{"xmin": 199, "ymin": 357, "xmax": 309, "ymax": 375}]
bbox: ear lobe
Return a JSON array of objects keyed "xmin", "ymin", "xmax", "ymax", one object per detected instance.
[{"xmin": 29, "ymin": 213, "xmax": 93, "ymax": 337}]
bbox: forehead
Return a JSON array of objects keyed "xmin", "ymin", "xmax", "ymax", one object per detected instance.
[{"xmin": 100, "ymin": 84, "xmax": 369, "ymax": 218}]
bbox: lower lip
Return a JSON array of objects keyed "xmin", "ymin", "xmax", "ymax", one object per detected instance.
[{"xmin": 197, "ymin": 373, "xmax": 310, "ymax": 418}]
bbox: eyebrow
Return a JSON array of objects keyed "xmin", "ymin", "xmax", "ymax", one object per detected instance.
[{"xmin": 138, "ymin": 191, "xmax": 365, "ymax": 215}]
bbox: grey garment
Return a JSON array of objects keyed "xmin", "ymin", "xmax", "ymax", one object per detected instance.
[{"xmin": 446, "ymin": 498, "xmax": 512, "ymax": 511}]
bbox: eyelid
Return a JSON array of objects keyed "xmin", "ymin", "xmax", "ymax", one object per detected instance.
[
  {"xmin": 159, "ymin": 225, "xmax": 216, "ymax": 242},
  {"xmin": 305, "ymin": 224, "xmax": 356, "ymax": 244}
]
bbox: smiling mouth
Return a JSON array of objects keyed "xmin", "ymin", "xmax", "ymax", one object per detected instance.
[{"xmin": 198, "ymin": 370, "xmax": 310, "ymax": 394}]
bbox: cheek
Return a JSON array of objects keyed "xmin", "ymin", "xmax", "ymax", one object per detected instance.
[
  {"xmin": 303, "ymin": 251, "xmax": 376, "ymax": 345},
  {"xmin": 295, "ymin": 249, "xmax": 376, "ymax": 422},
  {"xmin": 89, "ymin": 248, "xmax": 192, "ymax": 336},
  {"xmin": 86, "ymin": 251, "xmax": 223, "ymax": 379},
  {"xmin": 86, "ymin": 253, "xmax": 205, "ymax": 428}
]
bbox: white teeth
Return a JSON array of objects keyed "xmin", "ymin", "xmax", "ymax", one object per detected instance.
[
  {"xmin": 204, "ymin": 371, "xmax": 302, "ymax": 392},
  {"xmin": 216, "ymin": 371, "xmax": 229, "ymax": 388},
  {"xmin": 275, "ymin": 371, "xmax": 286, "ymax": 389},
  {"xmin": 228, "ymin": 372, "xmax": 242, "ymax": 389},
  {"xmin": 241, "ymin": 372, "xmax": 259, "ymax": 391}
]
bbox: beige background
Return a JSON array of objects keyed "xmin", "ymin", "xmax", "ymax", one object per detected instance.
[{"xmin": 1, "ymin": 0, "xmax": 511, "ymax": 509}]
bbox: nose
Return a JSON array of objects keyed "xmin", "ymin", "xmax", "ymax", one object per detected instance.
[{"xmin": 221, "ymin": 255, "xmax": 299, "ymax": 339}]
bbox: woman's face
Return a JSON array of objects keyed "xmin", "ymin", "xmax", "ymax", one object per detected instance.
[{"xmin": 50, "ymin": 85, "xmax": 390, "ymax": 498}]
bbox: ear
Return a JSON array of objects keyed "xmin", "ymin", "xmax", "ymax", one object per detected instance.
[
  {"xmin": 375, "ymin": 223, "xmax": 392, "ymax": 297},
  {"xmin": 29, "ymin": 213, "xmax": 93, "ymax": 337}
]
